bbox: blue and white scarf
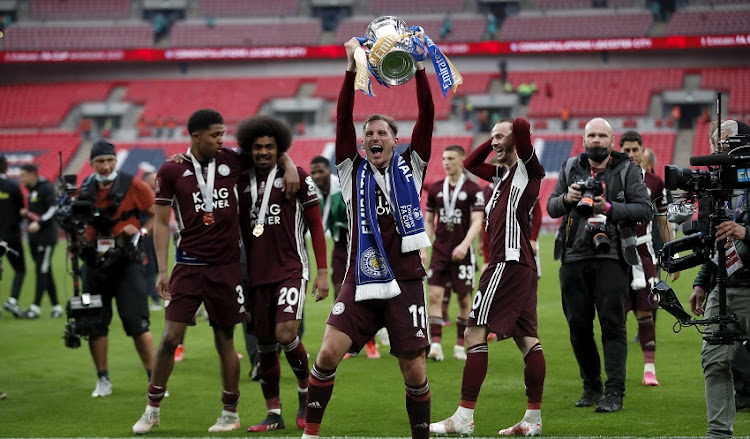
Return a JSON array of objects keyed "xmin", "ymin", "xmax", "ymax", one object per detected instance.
[{"xmin": 355, "ymin": 154, "xmax": 431, "ymax": 301}]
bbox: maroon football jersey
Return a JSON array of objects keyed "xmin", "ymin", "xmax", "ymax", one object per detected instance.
[
  {"xmin": 155, "ymin": 148, "xmax": 244, "ymax": 265},
  {"xmin": 637, "ymin": 170, "xmax": 667, "ymax": 237},
  {"xmin": 338, "ymin": 149, "xmax": 428, "ymax": 283},
  {"xmin": 239, "ymin": 166, "xmax": 319, "ymax": 287},
  {"xmin": 485, "ymin": 155, "xmax": 545, "ymax": 268},
  {"xmin": 426, "ymin": 177, "xmax": 485, "ymax": 270}
]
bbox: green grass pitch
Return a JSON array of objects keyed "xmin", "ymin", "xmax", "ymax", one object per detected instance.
[{"xmin": 0, "ymin": 234, "xmax": 747, "ymax": 437}]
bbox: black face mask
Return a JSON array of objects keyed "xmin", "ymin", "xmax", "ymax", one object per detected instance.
[{"xmin": 585, "ymin": 146, "xmax": 609, "ymax": 163}]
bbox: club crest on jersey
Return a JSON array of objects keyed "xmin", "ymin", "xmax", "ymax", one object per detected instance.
[
  {"xmin": 331, "ymin": 302, "xmax": 345, "ymax": 315},
  {"xmin": 218, "ymin": 164, "xmax": 230, "ymax": 176},
  {"xmin": 273, "ymin": 177, "xmax": 284, "ymax": 189},
  {"xmin": 361, "ymin": 247, "xmax": 387, "ymax": 279}
]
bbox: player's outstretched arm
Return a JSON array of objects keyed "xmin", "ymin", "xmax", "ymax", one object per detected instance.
[
  {"xmin": 410, "ymin": 67, "xmax": 435, "ymax": 161},
  {"xmin": 336, "ymin": 38, "xmax": 361, "ymax": 166}
]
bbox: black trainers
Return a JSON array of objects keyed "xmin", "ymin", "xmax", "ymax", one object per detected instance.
[
  {"xmin": 296, "ymin": 392, "xmax": 306, "ymax": 429},
  {"xmin": 247, "ymin": 413, "xmax": 285, "ymax": 432},
  {"xmin": 574, "ymin": 389, "xmax": 603, "ymax": 407},
  {"xmin": 595, "ymin": 392, "xmax": 623, "ymax": 413}
]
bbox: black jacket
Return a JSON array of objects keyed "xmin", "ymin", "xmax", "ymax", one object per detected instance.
[
  {"xmin": 547, "ymin": 150, "xmax": 653, "ymax": 263},
  {"xmin": 26, "ymin": 178, "xmax": 59, "ymax": 245},
  {"xmin": 0, "ymin": 174, "xmax": 24, "ymax": 242}
]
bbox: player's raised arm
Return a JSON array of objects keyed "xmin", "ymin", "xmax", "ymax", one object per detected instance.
[
  {"xmin": 464, "ymin": 138, "xmax": 497, "ymax": 183},
  {"xmin": 336, "ymin": 38, "xmax": 361, "ymax": 165},
  {"xmin": 410, "ymin": 66, "xmax": 435, "ymax": 161}
]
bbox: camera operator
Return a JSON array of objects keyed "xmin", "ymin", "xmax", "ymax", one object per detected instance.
[
  {"xmin": 77, "ymin": 139, "xmax": 155, "ymax": 398},
  {"xmin": 0, "ymin": 154, "xmax": 27, "ymax": 318},
  {"xmin": 19, "ymin": 164, "xmax": 63, "ymax": 319},
  {"xmin": 689, "ymin": 120, "xmax": 750, "ymax": 438},
  {"xmin": 547, "ymin": 118, "xmax": 652, "ymax": 413}
]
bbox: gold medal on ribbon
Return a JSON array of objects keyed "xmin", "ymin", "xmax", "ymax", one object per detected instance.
[
  {"xmin": 252, "ymin": 223, "xmax": 264, "ymax": 237},
  {"xmin": 203, "ymin": 212, "xmax": 215, "ymax": 226},
  {"xmin": 446, "ymin": 222, "xmax": 454, "ymax": 232}
]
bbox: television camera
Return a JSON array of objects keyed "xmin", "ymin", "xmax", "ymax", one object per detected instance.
[
  {"xmin": 54, "ymin": 156, "xmax": 105, "ymax": 349},
  {"xmin": 652, "ymin": 121, "xmax": 750, "ymax": 345}
]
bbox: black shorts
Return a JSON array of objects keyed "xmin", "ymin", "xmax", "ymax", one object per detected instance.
[
  {"xmin": 328, "ymin": 279, "xmax": 430, "ymax": 356},
  {"xmin": 81, "ymin": 262, "xmax": 150, "ymax": 337}
]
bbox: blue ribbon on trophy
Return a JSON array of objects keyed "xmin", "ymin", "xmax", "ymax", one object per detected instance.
[{"xmin": 353, "ymin": 16, "xmax": 462, "ymax": 97}]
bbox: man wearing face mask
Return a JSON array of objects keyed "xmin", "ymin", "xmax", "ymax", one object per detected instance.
[
  {"xmin": 547, "ymin": 118, "xmax": 651, "ymax": 413},
  {"xmin": 77, "ymin": 139, "xmax": 156, "ymax": 399}
]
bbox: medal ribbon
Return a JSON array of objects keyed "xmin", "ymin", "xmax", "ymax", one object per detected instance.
[
  {"xmin": 250, "ymin": 166, "xmax": 278, "ymax": 228},
  {"xmin": 443, "ymin": 174, "xmax": 466, "ymax": 224},
  {"xmin": 187, "ymin": 149, "xmax": 216, "ymax": 214}
]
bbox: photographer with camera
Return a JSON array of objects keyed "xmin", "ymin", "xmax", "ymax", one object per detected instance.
[
  {"xmin": 77, "ymin": 139, "xmax": 155, "ymax": 398},
  {"xmin": 688, "ymin": 120, "xmax": 750, "ymax": 438},
  {"xmin": 0, "ymin": 154, "xmax": 27, "ymax": 318},
  {"xmin": 547, "ymin": 118, "xmax": 652, "ymax": 413}
]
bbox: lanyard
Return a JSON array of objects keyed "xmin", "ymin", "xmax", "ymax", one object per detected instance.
[
  {"xmin": 250, "ymin": 166, "xmax": 278, "ymax": 227},
  {"xmin": 442, "ymin": 174, "xmax": 466, "ymax": 221},
  {"xmin": 187, "ymin": 149, "xmax": 216, "ymax": 213}
]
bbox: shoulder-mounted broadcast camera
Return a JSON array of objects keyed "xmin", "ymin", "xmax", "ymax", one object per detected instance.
[
  {"xmin": 54, "ymin": 156, "xmax": 105, "ymax": 349},
  {"xmin": 653, "ymin": 103, "xmax": 750, "ymax": 346}
]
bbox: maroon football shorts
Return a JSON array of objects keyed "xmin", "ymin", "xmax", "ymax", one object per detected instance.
[
  {"xmin": 166, "ymin": 262, "xmax": 245, "ymax": 327},
  {"xmin": 468, "ymin": 261, "xmax": 538, "ymax": 340},
  {"xmin": 626, "ymin": 246, "xmax": 660, "ymax": 313},
  {"xmin": 248, "ymin": 278, "xmax": 307, "ymax": 340},
  {"xmin": 330, "ymin": 240, "xmax": 348, "ymax": 288},
  {"xmin": 327, "ymin": 278, "xmax": 429, "ymax": 356},
  {"xmin": 427, "ymin": 262, "xmax": 476, "ymax": 297}
]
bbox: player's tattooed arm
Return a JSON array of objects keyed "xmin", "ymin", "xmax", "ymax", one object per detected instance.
[{"xmin": 278, "ymin": 153, "xmax": 300, "ymax": 199}]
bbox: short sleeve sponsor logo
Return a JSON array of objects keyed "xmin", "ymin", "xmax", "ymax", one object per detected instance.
[
  {"xmin": 475, "ymin": 191, "xmax": 485, "ymax": 205},
  {"xmin": 218, "ymin": 164, "xmax": 230, "ymax": 176},
  {"xmin": 331, "ymin": 302, "xmax": 345, "ymax": 315},
  {"xmin": 361, "ymin": 247, "xmax": 388, "ymax": 279},
  {"xmin": 273, "ymin": 177, "xmax": 284, "ymax": 189},
  {"xmin": 305, "ymin": 176, "xmax": 317, "ymax": 196}
]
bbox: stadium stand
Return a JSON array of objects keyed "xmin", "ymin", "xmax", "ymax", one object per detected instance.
[
  {"xmin": 367, "ymin": 0, "xmax": 466, "ymax": 15},
  {"xmin": 534, "ymin": 0, "xmax": 640, "ymax": 10},
  {"xmin": 198, "ymin": 0, "xmax": 300, "ymax": 18},
  {"xmin": 506, "ymin": 68, "xmax": 685, "ymax": 118},
  {"xmin": 169, "ymin": 18, "xmax": 321, "ymax": 48},
  {"xmin": 691, "ymin": 119, "xmax": 713, "ymax": 160},
  {"xmin": 335, "ymin": 14, "xmax": 487, "ymax": 44},
  {"xmin": 29, "ymin": 0, "xmax": 131, "ymax": 20},
  {"xmin": 701, "ymin": 68, "xmax": 750, "ymax": 116},
  {"xmin": 665, "ymin": 7, "xmax": 750, "ymax": 36},
  {"xmin": 499, "ymin": 11, "xmax": 653, "ymax": 41},
  {"xmin": 0, "ymin": 82, "xmax": 117, "ymax": 129},
  {"xmin": 0, "ymin": 131, "xmax": 81, "ymax": 181},
  {"xmin": 314, "ymin": 75, "xmax": 465, "ymax": 122},
  {"xmin": 2, "ymin": 23, "xmax": 153, "ymax": 50},
  {"xmin": 125, "ymin": 77, "xmax": 303, "ymax": 126}
]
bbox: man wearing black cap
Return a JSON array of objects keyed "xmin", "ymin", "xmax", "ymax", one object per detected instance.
[
  {"xmin": 0, "ymin": 154, "xmax": 26, "ymax": 318},
  {"xmin": 75, "ymin": 139, "xmax": 155, "ymax": 398}
]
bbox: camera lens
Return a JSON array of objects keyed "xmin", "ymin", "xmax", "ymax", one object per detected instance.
[
  {"xmin": 576, "ymin": 194, "xmax": 595, "ymax": 217},
  {"xmin": 592, "ymin": 232, "xmax": 611, "ymax": 252}
]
